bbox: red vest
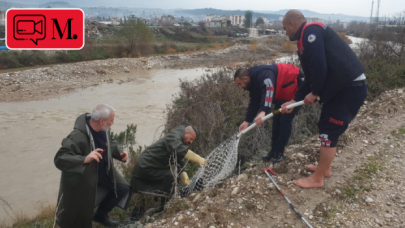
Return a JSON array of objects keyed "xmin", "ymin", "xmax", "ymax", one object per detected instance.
[
  {"xmin": 297, "ymin": 22, "xmax": 325, "ymax": 52},
  {"xmin": 274, "ymin": 63, "xmax": 300, "ymax": 101}
]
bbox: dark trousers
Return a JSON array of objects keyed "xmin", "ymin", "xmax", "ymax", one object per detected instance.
[
  {"xmin": 96, "ymin": 181, "xmax": 130, "ymax": 216},
  {"xmin": 271, "ymin": 104, "xmax": 301, "ymax": 154},
  {"xmin": 318, "ymin": 83, "xmax": 367, "ymax": 147}
]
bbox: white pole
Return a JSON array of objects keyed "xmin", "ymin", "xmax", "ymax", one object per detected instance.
[{"xmin": 237, "ymin": 101, "xmax": 305, "ymax": 138}]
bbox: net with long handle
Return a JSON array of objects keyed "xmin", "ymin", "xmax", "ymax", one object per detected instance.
[
  {"xmin": 180, "ymin": 134, "xmax": 240, "ymax": 196},
  {"xmin": 180, "ymin": 101, "xmax": 305, "ymax": 196}
]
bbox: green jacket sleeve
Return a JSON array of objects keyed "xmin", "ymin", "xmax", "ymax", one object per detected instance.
[
  {"xmin": 110, "ymin": 139, "xmax": 124, "ymax": 161},
  {"xmin": 54, "ymin": 137, "xmax": 87, "ymax": 174},
  {"xmin": 176, "ymin": 149, "xmax": 187, "ymax": 168},
  {"xmin": 164, "ymin": 133, "xmax": 188, "ymax": 168}
]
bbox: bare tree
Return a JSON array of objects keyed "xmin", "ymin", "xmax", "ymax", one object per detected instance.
[{"xmin": 115, "ymin": 20, "xmax": 153, "ymax": 57}]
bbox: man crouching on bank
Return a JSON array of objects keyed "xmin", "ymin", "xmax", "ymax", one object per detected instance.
[
  {"xmin": 130, "ymin": 125, "xmax": 206, "ymax": 220},
  {"xmin": 54, "ymin": 104, "xmax": 131, "ymax": 228}
]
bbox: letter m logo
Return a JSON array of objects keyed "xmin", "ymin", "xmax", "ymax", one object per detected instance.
[{"xmin": 52, "ymin": 19, "xmax": 74, "ymax": 39}]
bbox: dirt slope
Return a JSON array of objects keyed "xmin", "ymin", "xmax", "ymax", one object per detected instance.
[{"xmin": 135, "ymin": 88, "xmax": 405, "ymax": 228}]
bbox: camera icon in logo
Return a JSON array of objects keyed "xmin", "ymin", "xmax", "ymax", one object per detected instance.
[{"xmin": 13, "ymin": 15, "xmax": 46, "ymax": 45}]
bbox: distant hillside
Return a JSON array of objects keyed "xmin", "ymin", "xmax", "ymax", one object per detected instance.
[
  {"xmin": 258, "ymin": 9, "xmax": 369, "ymax": 22},
  {"xmin": 39, "ymin": 1, "xmax": 77, "ymax": 8},
  {"xmin": 3, "ymin": 2, "xmax": 369, "ymax": 22},
  {"xmin": 0, "ymin": 1, "xmax": 35, "ymax": 8},
  {"xmin": 175, "ymin": 8, "xmax": 281, "ymax": 20}
]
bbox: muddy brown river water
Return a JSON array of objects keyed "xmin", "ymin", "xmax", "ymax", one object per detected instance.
[{"xmin": 0, "ymin": 68, "xmax": 206, "ymax": 223}]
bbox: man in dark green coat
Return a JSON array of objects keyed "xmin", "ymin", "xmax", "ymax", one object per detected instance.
[
  {"xmin": 54, "ymin": 104, "xmax": 131, "ymax": 228},
  {"xmin": 130, "ymin": 125, "xmax": 205, "ymax": 219}
]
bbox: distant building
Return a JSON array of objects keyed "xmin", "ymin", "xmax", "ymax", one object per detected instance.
[
  {"xmin": 99, "ymin": 21, "xmax": 119, "ymax": 26},
  {"xmin": 340, "ymin": 22, "xmax": 348, "ymax": 29},
  {"xmin": 161, "ymin": 15, "xmax": 175, "ymax": 25},
  {"xmin": 111, "ymin": 17, "xmax": 120, "ymax": 22},
  {"xmin": 141, "ymin": 19, "xmax": 150, "ymax": 25},
  {"xmin": 127, "ymin": 14, "xmax": 138, "ymax": 21},
  {"xmin": 206, "ymin": 16, "xmax": 230, "ymax": 27},
  {"xmin": 206, "ymin": 20, "xmax": 222, "ymax": 27},
  {"xmin": 206, "ymin": 14, "xmax": 218, "ymax": 22},
  {"xmin": 306, "ymin": 17, "xmax": 331, "ymax": 24},
  {"xmin": 228, "ymin": 15, "xmax": 245, "ymax": 26}
]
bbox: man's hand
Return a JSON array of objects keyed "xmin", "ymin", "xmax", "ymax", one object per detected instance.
[
  {"xmin": 254, "ymin": 111, "xmax": 266, "ymax": 127},
  {"xmin": 239, "ymin": 121, "xmax": 249, "ymax": 133},
  {"xmin": 120, "ymin": 151, "xmax": 128, "ymax": 162},
  {"xmin": 180, "ymin": 172, "xmax": 191, "ymax": 185},
  {"xmin": 281, "ymin": 100, "xmax": 296, "ymax": 114},
  {"xmin": 304, "ymin": 93, "xmax": 318, "ymax": 105},
  {"xmin": 84, "ymin": 148, "xmax": 103, "ymax": 164}
]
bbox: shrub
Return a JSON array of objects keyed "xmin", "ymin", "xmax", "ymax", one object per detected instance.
[
  {"xmin": 355, "ymin": 28, "xmax": 405, "ymax": 99},
  {"xmin": 55, "ymin": 51, "xmax": 73, "ymax": 62},
  {"xmin": 114, "ymin": 20, "xmax": 153, "ymax": 57},
  {"xmin": 167, "ymin": 48, "xmax": 177, "ymax": 54},
  {"xmin": 173, "ymin": 31, "xmax": 195, "ymax": 42},
  {"xmin": 177, "ymin": 45, "xmax": 188, "ymax": 53},
  {"xmin": 165, "ymin": 70, "xmax": 320, "ymax": 163},
  {"xmin": 165, "ymin": 70, "xmax": 249, "ymax": 161},
  {"xmin": 153, "ymin": 44, "xmax": 167, "ymax": 54},
  {"xmin": 15, "ymin": 50, "xmax": 51, "ymax": 66},
  {"xmin": 362, "ymin": 58, "xmax": 405, "ymax": 99},
  {"xmin": 0, "ymin": 52, "xmax": 20, "ymax": 68},
  {"xmin": 249, "ymin": 40, "xmax": 257, "ymax": 53},
  {"xmin": 67, "ymin": 50, "xmax": 82, "ymax": 61},
  {"xmin": 212, "ymin": 42, "xmax": 221, "ymax": 50},
  {"xmin": 111, "ymin": 124, "xmax": 142, "ymax": 182},
  {"xmin": 238, "ymin": 39, "xmax": 251, "ymax": 44}
]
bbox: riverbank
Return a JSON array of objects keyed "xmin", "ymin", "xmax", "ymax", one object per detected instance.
[{"xmin": 0, "ymin": 36, "xmax": 286, "ymax": 103}]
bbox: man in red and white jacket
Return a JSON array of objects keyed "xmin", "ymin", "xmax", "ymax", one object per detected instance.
[{"xmin": 234, "ymin": 64, "xmax": 304, "ymax": 163}]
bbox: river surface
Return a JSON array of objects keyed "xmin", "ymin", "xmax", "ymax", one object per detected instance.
[{"xmin": 0, "ymin": 68, "xmax": 206, "ymax": 223}]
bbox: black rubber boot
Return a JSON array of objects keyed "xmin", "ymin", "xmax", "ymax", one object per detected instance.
[
  {"xmin": 262, "ymin": 150, "xmax": 275, "ymax": 161},
  {"xmin": 272, "ymin": 151, "xmax": 285, "ymax": 164},
  {"xmin": 93, "ymin": 213, "xmax": 119, "ymax": 227}
]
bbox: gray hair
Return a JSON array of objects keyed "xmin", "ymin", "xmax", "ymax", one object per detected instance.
[{"xmin": 91, "ymin": 104, "xmax": 115, "ymax": 121}]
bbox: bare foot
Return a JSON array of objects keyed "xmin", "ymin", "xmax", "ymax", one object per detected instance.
[
  {"xmin": 304, "ymin": 165, "xmax": 332, "ymax": 177},
  {"xmin": 293, "ymin": 175, "xmax": 324, "ymax": 188}
]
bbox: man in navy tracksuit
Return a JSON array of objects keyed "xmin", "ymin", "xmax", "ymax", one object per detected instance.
[
  {"xmin": 281, "ymin": 10, "xmax": 367, "ymax": 188},
  {"xmin": 234, "ymin": 64, "xmax": 304, "ymax": 163}
]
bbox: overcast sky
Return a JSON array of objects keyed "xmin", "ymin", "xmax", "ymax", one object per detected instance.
[{"xmin": 15, "ymin": 0, "xmax": 405, "ymax": 17}]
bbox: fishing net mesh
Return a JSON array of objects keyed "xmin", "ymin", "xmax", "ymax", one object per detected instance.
[{"xmin": 181, "ymin": 134, "xmax": 240, "ymax": 196}]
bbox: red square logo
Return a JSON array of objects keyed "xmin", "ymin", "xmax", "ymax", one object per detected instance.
[{"xmin": 6, "ymin": 9, "xmax": 84, "ymax": 50}]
